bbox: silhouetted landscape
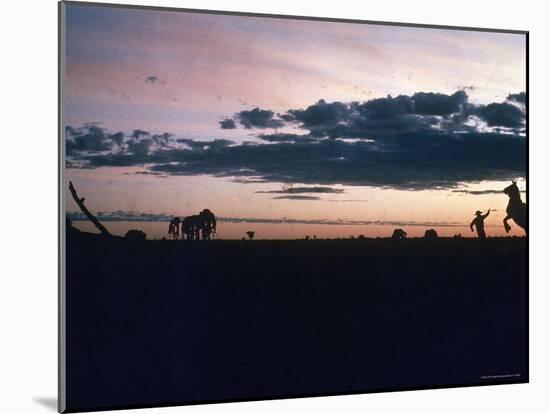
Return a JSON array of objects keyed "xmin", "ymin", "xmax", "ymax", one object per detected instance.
[
  {"xmin": 61, "ymin": 3, "xmax": 527, "ymax": 412},
  {"xmin": 66, "ymin": 225, "xmax": 527, "ymax": 410}
]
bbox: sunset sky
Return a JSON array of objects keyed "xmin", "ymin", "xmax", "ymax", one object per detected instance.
[{"xmin": 64, "ymin": 3, "xmax": 527, "ymax": 239}]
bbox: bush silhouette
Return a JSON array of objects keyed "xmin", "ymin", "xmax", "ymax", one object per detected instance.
[
  {"xmin": 125, "ymin": 229, "xmax": 147, "ymax": 241},
  {"xmin": 391, "ymin": 229, "xmax": 407, "ymax": 240},
  {"xmin": 424, "ymin": 229, "xmax": 438, "ymax": 239}
]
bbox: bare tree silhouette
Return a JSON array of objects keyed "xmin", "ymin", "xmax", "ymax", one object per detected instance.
[{"xmin": 68, "ymin": 181, "xmax": 110, "ymax": 236}]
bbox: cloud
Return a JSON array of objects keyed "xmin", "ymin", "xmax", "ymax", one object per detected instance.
[
  {"xmin": 234, "ymin": 107, "xmax": 284, "ymax": 129},
  {"xmin": 452, "ymin": 188, "xmax": 526, "ymax": 195},
  {"xmin": 272, "ymin": 195, "xmax": 321, "ymax": 200},
  {"xmin": 144, "ymin": 75, "xmax": 160, "ymax": 84},
  {"xmin": 67, "ymin": 210, "xmax": 173, "ymax": 222},
  {"xmin": 133, "ymin": 171, "xmax": 166, "ymax": 176},
  {"xmin": 71, "ymin": 129, "xmax": 526, "ymax": 190},
  {"xmin": 277, "ymin": 91, "xmax": 472, "ymax": 139},
  {"xmin": 66, "ymin": 90, "xmax": 526, "ymax": 190},
  {"xmin": 66, "ymin": 124, "xmax": 124, "ymax": 155},
  {"xmin": 133, "ymin": 133, "xmax": 525, "ymax": 189},
  {"xmin": 472, "ymin": 102, "xmax": 525, "ymax": 128},
  {"xmin": 131, "ymin": 129, "xmax": 150, "ymax": 139},
  {"xmin": 257, "ymin": 133, "xmax": 317, "ymax": 143},
  {"xmin": 176, "ymin": 138, "xmax": 234, "ymax": 151},
  {"xmin": 67, "ymin": 210, "xmax": 464, "ymax": 227},
  {"xmin": 507, "ymin": 92, "xmax": 526, "ymax": 104},
  {"xmin": 411, "ymin": 90, "xmax": 468, "ymax": 115},
  {"xmin": 256, "ymin": 186, "xmax": 345, "ymax": 194},
  {"xmin": 220, "ymin": 91, "xmax": 525, "ymax": 138},
  {"xmin": 284, "ymin": 99, "xmax": 349, "ymax": 128},
  {"xmin": 152, "ymin": 132, "xmax": 172, "ymax": 147},
  {"xmin": 219, "ymin": 118, "xmax": 237, "ymax": 129}
]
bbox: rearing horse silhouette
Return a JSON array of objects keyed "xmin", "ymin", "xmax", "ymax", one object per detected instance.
[{"xmin": 503, "ymin": 182, "xmax": 526, "ymax": 234}]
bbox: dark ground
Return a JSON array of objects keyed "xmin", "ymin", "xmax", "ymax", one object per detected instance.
[{"xmin": 65, "ymin": 232, "xmax": 527, "ymax": 412}]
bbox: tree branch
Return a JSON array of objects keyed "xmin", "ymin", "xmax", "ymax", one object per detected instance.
[{"xmin": 68, "ymin": 181, "xmax": 111, "ymax": 236}]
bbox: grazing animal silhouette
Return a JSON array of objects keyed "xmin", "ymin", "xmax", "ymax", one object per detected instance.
[
  {"xmin": 168, "ymin": 217, "xmax": 181, "ymax": 240},
  {"xmin": 391, "ymin": 228, "xmax": 407, "ymax": 240},
  {"xmin": 424, "ymin": 229, "xmax": 438, "ymax": 239},
  {"xmin": 503, "ymin": 182, "xmax": 526, "ymax": 234},
  {"xmin": 199, "ymin": 209, "xmax": 216, "ymax": 240},
  {"xmin": 181, "ymin": 209, "xmax": 217, "ymax": 240}
]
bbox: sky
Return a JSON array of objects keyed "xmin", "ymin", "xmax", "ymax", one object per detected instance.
[{"xmin": 64, "ymin": 3, "xmax": 527, "ymax": 239}]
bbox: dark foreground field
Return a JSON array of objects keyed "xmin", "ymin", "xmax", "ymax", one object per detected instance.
[{"xmin": 65, "ymin": 233, "xmax": 527, "ymax": 412}]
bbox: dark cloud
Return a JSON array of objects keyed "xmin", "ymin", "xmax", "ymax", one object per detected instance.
[
  {"xmin": 452, "ymin": 188, "xmax": 526, "ymax": 195},
  {"xmin": 411, "ymin": 91, "xmax": 468, "ymax": 115},
  {"xmin": 257, "ymin": 133, "xmax": 318, "ymax": 143},
  {"xmin": 110, "ymin": 132, "xmax": 124, "ymax": 146},
  {"xmin": 219, "ymin": 118, "xmax": 237, "ymax": 129},
  {"xmin": 131, "ymin": 171, "xmax": 166, "ymax": 176},
  {"xmin": 66, "ymin": 124, "xmax": 123, "ymax": 155},
  {"xmin": 473, "ymin": 102, "xmax": 525, "ymax": 128},
  {"xmin": 152, "ymin": 132, "xmax": 172, "ymax": 147},
  {"xmin": 272, "ymin": 195, "xmax": 321, "ymax": 200},
  {"xmin": 221, "ymin": 90, "xmax": 525, "ymax": 139},
  {"xmin": 68, "ymin": 210, "xmax": 173, "ymax": 222},
  {"xmin": 235, "ymin": 107, "xmax": 284, "ymax": 129},
  {"xmin": 66, "ymin": 90, "xmax": 526, "ymax": 190},
  {"xmin": 144, "ymin": 75, "xmax": 159, "ymax": 84},
  {"xmin": 127, "ymin": 139, "xmax": 154, "ymax": 156},
  {"xmin": 256, "ymin": 186, "xmax": 345, "ymax": 194},
  {"xmin": 131, "ymin": 129, "xmax": 150, "ymax": 139},
  {"xmin": 507, "ymin": 92, "xmax": 526, "ymax": 104},
  {"xmin": 284, "ymin": 99, "xmax": 349, "ymax": 128},
  {"xmin": 177, "ymin": 138, "xmax": 234, "ymax": 152},
  {"xmin": 93, "ymin": 131, "xmax": 524, "ymax": 190},
  {"xmin": 278, "ymin": 91, "xmax": 470, "ymax": 139}
]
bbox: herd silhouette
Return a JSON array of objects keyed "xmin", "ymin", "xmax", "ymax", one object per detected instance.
[{"xmin": 168, "ymin": 209, "xmax": 217, "ymax": 240}]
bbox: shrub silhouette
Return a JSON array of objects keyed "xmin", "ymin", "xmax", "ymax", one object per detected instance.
[
  {"xmin": 246, "ymin": 231, "xmax": 255, "ymax": 240},
  {"xmin": 391, "ymin": 228, "xmax": 407, "ymax": 240},
  {"xmin": 424, "ymin": 229, "xmax": 438, "ymax": 239},
  {"xmin": 125, "ymin": 229, "xmax": 147, "ymax": 241}
]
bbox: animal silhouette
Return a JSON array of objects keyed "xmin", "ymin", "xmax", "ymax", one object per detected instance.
[
  {"xmin": 199, "ymin": 209, "xmax": 217, "ymax": 240},
  {"xmin": 181, "ymin": 215, "xmax": 200, "ymax": 240},
  {"xmin": 391, "ymin": 229, "xmax": 407, "ymax": 240},
  {"xmin": 181, "ymin": 209, "xmax": 217, "ymax": 240},
  {"xmin": 168, "ymin": 217, "xmax": 181, "ymax": 240},
  {"xmin": 503, "ymin": 182, "xmax": 526, "ymax": 233}
]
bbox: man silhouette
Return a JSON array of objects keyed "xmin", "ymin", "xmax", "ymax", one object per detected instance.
[{"xmin": 470, "ymin": 209, "xmax": 490, "ymax": 239}]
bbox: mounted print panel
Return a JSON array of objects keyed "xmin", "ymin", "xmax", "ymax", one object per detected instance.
[{"xmin": 59, "ymin": 1, "xmax": 528, "ymax": 412}]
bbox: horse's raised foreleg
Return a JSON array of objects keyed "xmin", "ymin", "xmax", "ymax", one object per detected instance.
[{"xmin": 503, "ymin": 215, "xmax": 512, "ymax": 233}]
